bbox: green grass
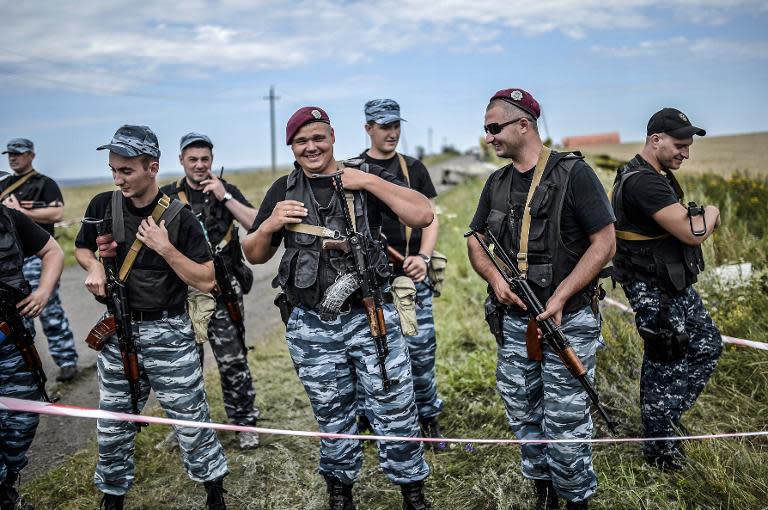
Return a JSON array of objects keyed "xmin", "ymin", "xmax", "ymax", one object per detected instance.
[{"xmin": 24, "ymin": 173, "xmax": 768, "ymax": 509}]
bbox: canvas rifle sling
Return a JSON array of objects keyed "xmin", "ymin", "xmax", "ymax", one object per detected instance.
[
  {"xmin": 285, "ymin": 161, "xmax": 353, "ymax": 238},
  {"xmin": 0, "ymin": 170, "xmax": 38, "ymax": 201},
  {"xmin": 518, "ymin": 146, "xmax": 551, "ymax": 276},
  {"xmin": 396, "ymin": 153, "xmax": 413, "ymax": 257}
]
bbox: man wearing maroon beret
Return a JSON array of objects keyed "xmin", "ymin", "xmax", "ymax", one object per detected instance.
[
  {"xmin": 467, "ymin": 89, "xmax": 616, "ymax": 509},
  {"xmin": 243, "ymin": 106, "xmax": 434, "ymax": 509}
]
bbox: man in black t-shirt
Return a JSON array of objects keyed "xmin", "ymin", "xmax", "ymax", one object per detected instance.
[
  {"xmin": 243, "ymin": 106, "xmax": 434, "ymax": 509},
  {"xmin": 359, "ymin": 99, "xmax": 445, "ymax": 448},
  {"xmin": 74, "ymin": 125, "xmax": 228, "ymax": 509},
  {"xmin": 159, "ymin": 132, "xmax": 261, "ymax": 450},
  {"xmin": 0, "ymin": 198, "xmax": 64, "ymax": 510},
  {"xmin": 467, "ymin": 88, "xmax": 615, "ymax": 510},
  {"xmin": 611, "ymin": 108, "xmax": 722, "ymax": 471},
  {"xmin": 1, "ymin": 138, "xmax": 78, "ymax": 381}
]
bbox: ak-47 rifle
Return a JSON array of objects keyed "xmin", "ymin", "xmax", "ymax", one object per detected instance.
[
  {"xmin": 466, "ymin": 228, "xmax": 618, "ymax": 432},
  {"xmin": 323, "ymin": 170, "xmax": 399, "ymax": 391},
  {"xmin": 207, "ymin": 166, "xmax": 248, "ymax": 354},
  {"xmin": 82, "ymin": 217, "xmax": 144, "ymax": 431},
  {"xmin": 0, "ymin": 280, "xmax": 53, "ymax": 402}
]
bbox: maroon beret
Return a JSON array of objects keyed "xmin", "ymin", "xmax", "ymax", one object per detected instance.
[
  {"xmin": 489, "ymin": 88, "xmax": 541, "ymax": 119},
  {"xmin": 286, "ymin": 106, "xmax": 331, "ymax": 145}
]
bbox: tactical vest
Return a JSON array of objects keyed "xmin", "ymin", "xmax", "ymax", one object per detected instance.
[
  {"xmin": 272, "ymin": 162, "xmax": 388, "ymax": 310},
  {"xmin": 487, "ymin": 151, "xmax": 593, "ymax": 313},
  {"xmin": 611, "ymin": 156, "xmax": 704, "ymax": 293},
  {"xmin": 0, "ymin": 172, "xmax": 46, "ymax": 202},
  {"xmin": 106, "ymin": 192, "xmax": 187, "ymax": 311},
  {"xmin": 0, "ymin": 206, "xmax": 27, "ymax": 291}
]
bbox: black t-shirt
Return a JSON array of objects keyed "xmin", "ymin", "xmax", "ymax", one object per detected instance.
[
  {"xmin": 470, "ymin": 159, "xmax": 615, "ymax": 247},
  {"xmin": 0, "ymin": 170, "xmax": 64, "ymax": 236},
  {"xmin": 75, "ymin": 191, "xmax": 212, "ymax": 267},
  {"xmin": 7, "ymin": 208, "xmax": 51, "ymax": 256},
  {"xmin": 250, "ymin": 162, "xmax": 404, "ymax": 247},
  {"xmin": 618, "ymin": 156, "xmax": 680, "ymax": 236},
  {"xmin": 161, "ymin": 179, "xmax": 253, "ymax": 216},
  {"xmin": 362, "ymin": 151, "xmax": 437, "ymax": 256}
]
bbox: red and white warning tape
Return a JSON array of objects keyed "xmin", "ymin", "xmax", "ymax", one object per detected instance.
[
  {"xmin": 602, "ymin": 297, "xmax": 768, "ymax": 352},
  {"xmin": 1, "ymin": 397, "xmax": 766, "ymax": 445}
]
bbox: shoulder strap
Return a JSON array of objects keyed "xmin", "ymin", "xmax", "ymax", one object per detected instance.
[
  {"xmin": 118, "ymin": 194, "xmax": 182, "ymax": 282},
  {"xmin": 111, "ymin": 190, "xmax": 125, "ymax": 243},
  {"xmin": 176, "ymin": 178, "xmax": 189, "ymax": 205},
  {"xmin": 397, "ymin": 153, "xmax": 413, "ymax": 253},
  {"xmin": 0, "ymin": 171, "xmax": 38, "ymax": 201},
  {"xmin": 518, "ymin": 146, "xmax": 552, "ymax": 275}
]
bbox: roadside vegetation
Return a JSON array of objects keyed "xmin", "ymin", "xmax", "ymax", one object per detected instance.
[{"xmin": 22, "ymin": 157, "xmax": 768, "ymax": 509}]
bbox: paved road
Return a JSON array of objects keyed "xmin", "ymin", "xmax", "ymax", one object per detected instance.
[{"xmin": 21, "ymin": 154, "xmax": 491, "ymax": 481}]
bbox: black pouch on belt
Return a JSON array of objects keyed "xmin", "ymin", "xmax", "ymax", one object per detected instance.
[
  {"xmin": 484, "ymin": 295, "xmax": 506, "ymax": 347},
  {"xmin": 638, "ymin": 326, "xmax": 689, "ymax": 363},
  {"xmin": 274, "ymin": 292, "xmax": 292, "ymax": 326}
]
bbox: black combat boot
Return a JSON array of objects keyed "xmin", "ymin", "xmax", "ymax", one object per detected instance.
[
  {"xmin": 400, "ymin": 481, "xmax": 432, "ymax": 510},
  {"xmin": 204, "ymin": 477, "xmax": 227, "ymax": 510},
  {"xmin": 323, "ymin": 474, "xmax": 355, "ymax": 510},
  {"xmin": 564, "ymin": 499, "xmax": 588, "ymax": 510},
  {"xmin": 419, "ymin": 418, "xmax": 446, "ymax": 452},
  {"xmin": 533, "ymin": 479, "xmax": 560, "ymax": 510},
  {"xmin": 99, "ymin": 493, "xmax": 124, "ymax": 510},
  {"xmin": 0, "ymin": 473, "xmax": 34, "ymax": 510}
]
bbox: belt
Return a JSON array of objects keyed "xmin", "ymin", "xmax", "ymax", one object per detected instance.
[{"xmin": 129, "ymin": 304, "xmax": 186, "ymax": 322}]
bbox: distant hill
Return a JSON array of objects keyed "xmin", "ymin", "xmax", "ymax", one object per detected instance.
[{"xmin": 580, "ymin": 132, "xmax": 768, "ymax": 175}]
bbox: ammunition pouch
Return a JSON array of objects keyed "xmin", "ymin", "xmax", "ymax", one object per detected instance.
[
  {"xmin": 274, "ymin": 292, "xmax": 292, "ymax": 326},
  {"xmin": 484, "ymin": 295, "xmax": 506, "ymax": 347},
  {"xmin": 638, "ymin": 326, "xmax": 689, "ymax": 363},
  {"xmin": 391, "ymin": 276, "xmax": 418, "ymax": 336},
  {"xmin": 427, "ymin": 250, "xmax": 448, "ymax": 298},
  {"xmin": 187, "ymin": 288, "xmax": 216, "ymax": 344}
]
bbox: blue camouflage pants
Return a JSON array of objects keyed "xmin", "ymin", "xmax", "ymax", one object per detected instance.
[
  {"xmin": 497, "ymin": 307, "xmax": 599, "ymax": 503},
  {"xmin": 199, "ymin": 277, "xmax": 260, "ymax": 426},
  {"xmin": 23, "ymin": 256, "xmax": 77, "ymax": 368},
  {"xmin": 0, "ymin": 336, "xmax": 41, "ymax": 484},
  {"xmin": 94, "ymin": 313, "xmax": 228, "ymax": 495},
  {"xmin": 286, "ymin": 305, "xmax": 429, "ymax": 486},
  {"xmin": 623, "ymin": 280, "xmax": 722, "ymax": 458}
]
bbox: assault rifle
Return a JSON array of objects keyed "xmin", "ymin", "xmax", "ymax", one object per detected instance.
[
  {"xmin": 466, "ymin": 228, "xmax": 618, "ymax": 432},
  {"xmin": 82, "ymin": 218, "xmax": 144, "ymax": 431},
  {"xmin": 0, "ymin": 280, "xmax": 53, "ymax": 402},
  {"xmin": 323, "ymin": 171, "xmax": 398, "ymax": 391}
]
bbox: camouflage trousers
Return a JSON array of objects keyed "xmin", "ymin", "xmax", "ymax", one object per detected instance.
[
  {"xmin": 286, "ymin": 305, "xmax": 429, "ymax": 485},
  {"xmin": 198, "ymin": 278, "xmax": 260, "ymax": 426},
  {"xmin": 23, "ymin": 256, "xmax": 78, "ymax": 368},
  {"xmin": 0, "ymin": 338, "xmax": 40, "ymax": 484},
  {"xmin": 623, "ymin": 280, "xmax": 722, "ymax": 457},
  {"xmin": 497, "ymin": 307, "xmax": 599, "ymax": 503},
  {"xmin": 94, "ymin": 313, "xmax": 228, "ymax": 495},
  {"xmin": 359, "ymin": 280, "xmax": 444, "ymax": 420}
]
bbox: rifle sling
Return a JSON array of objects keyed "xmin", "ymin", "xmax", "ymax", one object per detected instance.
[
  {"xmin": 287, "ymin": 161, "xmax": 355, "ymax": 238},
  {"xmin": 518, "ymin": 146, "xmax": 551, "ymax": 276},
  {"xmin": 615, "ymin": 230, "xmax": 671, "ymax": 241},
  {"xmin": 116, "ymin": 193, "xmax": 184, "ymax": 282},
  {"xmin": 0, "ymin": 170, "xmax": 38, "ymax": 201}
]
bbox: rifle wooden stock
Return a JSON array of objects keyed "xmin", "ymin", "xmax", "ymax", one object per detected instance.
[
  {"xmin": 85, "ymin": 315, "xmax": 116, "ymax": 351},
  {"xmin": 387, "ymin": 245, "xmax": 405, "ymax": 265},
  {"xmin": 558, "ymin": 345, "xmax": 588, "ymax": 378},
  {"xmin": 322, "ymin": 238, "xmax": 350, "ymax": 253}
]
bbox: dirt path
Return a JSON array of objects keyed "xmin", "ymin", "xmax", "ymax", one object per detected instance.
[{"xmin": 21, "ymin": 155, "xmax": 486, "ymax": 482}]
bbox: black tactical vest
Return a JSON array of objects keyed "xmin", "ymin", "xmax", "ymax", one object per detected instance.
[
  {"xmin": 487, "ymin": 151, "xmax": 593, "ymax": 313},
  {"xmin": 106, "ymin": 192, "xmax": 187, "ymax": 311},
  {"xmin": 272, "ymin": 162, "xmax": 388, "ymax": 310},
  {"xmin": 611, "ymin": 156, "xmax": 704, "ymax": 293},
  {"xmin": 0, "ymin": 206, "xmax": 27, "ymax": 291},
  {"xmin": 0, "ymin": 172, "xmax": 46, "ymax": 203}
]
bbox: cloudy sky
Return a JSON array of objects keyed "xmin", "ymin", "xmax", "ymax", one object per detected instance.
[{"xmin": 1, "ymin": 0, "xmax": 766, "ymax": 182}]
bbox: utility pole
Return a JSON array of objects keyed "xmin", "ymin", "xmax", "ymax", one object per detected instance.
[{"xmin": 263, "ymin": 85, "xmax": 280, "ymax": 174}]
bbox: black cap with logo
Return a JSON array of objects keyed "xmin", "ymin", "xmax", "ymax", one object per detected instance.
[{"xmin": 647, "ymin": 108, "xmax": 706, "ymax": 139}]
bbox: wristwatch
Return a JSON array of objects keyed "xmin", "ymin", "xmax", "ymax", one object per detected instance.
[
  {"xmin": 221, "ymin": 192, "xmax": 233, "ymax": 203},
  {"xmin": 418, "ymin": 253, "xmax": 431, "ymax": 264}
]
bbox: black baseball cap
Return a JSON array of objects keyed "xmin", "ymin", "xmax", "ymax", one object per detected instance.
[{"xmin": 647, "ymin": 108, "xmax": 706, "ymax": 139}]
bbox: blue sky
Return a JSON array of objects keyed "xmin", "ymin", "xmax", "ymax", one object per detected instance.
[{"xmin": 1, "ymin": 0, "xmax": 766, "ymax": 183}]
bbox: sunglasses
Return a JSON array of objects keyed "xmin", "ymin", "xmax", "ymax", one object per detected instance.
[{"xmin": 484, "ymin": 117, "xmax": 527, "ymax": 135}]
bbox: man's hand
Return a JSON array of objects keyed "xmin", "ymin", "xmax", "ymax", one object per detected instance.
[
  {"xmin": 85, "ymin": 264, "xmax": 107, "ymax": 297},
  {"xmin": 96, "ymin": 233, "xmax": 118, "ymax": 258},
  {"xmin": 490, "ymin": 273, "xmax": 527, "ymax": 310},
  {"xmin": 2, "ymin": 194, "xmax": 23, "ymax": 212},
  {"xmin": 536, "ymin": 293, "xmax": 566, "ymax": 327},
  {"xmin": 402, "ymin": 255, "xmax": 427, "ymax": 283},
  {"xmin": 17, "ymin": 289, "xmax": 51, "ymax": 318},
  {"xmin": 340, "ymin": 167, "xmax": 371, "ymax": 191},
  {"xmin": 136, "ymin": 217, "xmax": 172, "ymax": 256},
  {"xmin": 200, "ymin": 173, "xmax": 227, "ymax": 201},
  {"xmin": 264, "ymin": 200, "xmax": 308, "ymax": 233}
]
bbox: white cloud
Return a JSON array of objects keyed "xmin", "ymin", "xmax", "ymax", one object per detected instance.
[{"xmin": 592, "ymin": 36, "xmax": 768, "ymax": 60}]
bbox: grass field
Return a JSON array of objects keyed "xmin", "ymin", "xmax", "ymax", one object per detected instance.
[{"xmin": 23, "ymin": 160, "xmax": 768, "ymax": 509}]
